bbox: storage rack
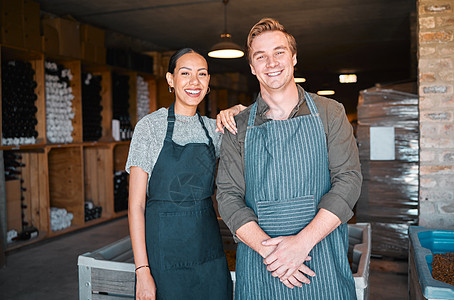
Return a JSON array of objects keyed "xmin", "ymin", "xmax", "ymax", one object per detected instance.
[{"xmin": 0, "ymin": 43, "xmax": 157, "ymax": 251}]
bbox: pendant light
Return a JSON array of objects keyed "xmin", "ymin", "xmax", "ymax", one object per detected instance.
[{"xmin": 208, "ymin": 0, "xmax": 244, "ymax": 59}]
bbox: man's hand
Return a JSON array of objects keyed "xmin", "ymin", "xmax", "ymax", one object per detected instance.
[{"xmin": 262, "ymin": 235, "xmax": 315, "ymax": 286}]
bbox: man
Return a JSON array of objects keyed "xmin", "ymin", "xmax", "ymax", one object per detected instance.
[{"xmin": 216, "ymin": 18, "xmax": 362, "ymax": 299}]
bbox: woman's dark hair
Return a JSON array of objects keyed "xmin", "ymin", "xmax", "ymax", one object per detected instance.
[{"xmin": 167, "ymin": 48, "xmax": 207, "ymax": 74}]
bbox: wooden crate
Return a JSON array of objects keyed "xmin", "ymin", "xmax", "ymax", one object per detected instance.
[
  {"xmin": 78, "ymin": 223, "xmax": 371, "ymax": 300},
  {"xmin": 3, "ymin": 149, "xmax": 49, "ymax": 248},
  {"xmin": 0, "ymin": 40, "xmax": 156, "ymax": 251},
  {"xmin": 0, "ymin": 45, "xmax": 46, "ymax": 145},
  {"xmin": 45, "ymin": 58, "xmax": 83, "ymax": 144}
]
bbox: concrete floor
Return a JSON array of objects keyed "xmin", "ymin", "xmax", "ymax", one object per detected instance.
[{"xmin": 0, "ymin": 217, "xmax": 408, "ymax": 300}]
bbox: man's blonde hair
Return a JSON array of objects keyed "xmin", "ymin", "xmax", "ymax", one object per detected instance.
[{"xmin": 246, "ymin": 18, "xmax": 297, "ymax": 61}]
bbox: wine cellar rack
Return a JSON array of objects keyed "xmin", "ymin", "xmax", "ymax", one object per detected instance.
[{"xmin": 0, "ymin": 43, "xmax": 157, "ymax": 251}]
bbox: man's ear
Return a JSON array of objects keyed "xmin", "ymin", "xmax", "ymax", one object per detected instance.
[
  {"xmin": 293, "ymin": 53, "xmax": 297, "ymax": 67},
  {"xmin": 250, "ymin": 64, "xmax": 256, "ymax": 76}
]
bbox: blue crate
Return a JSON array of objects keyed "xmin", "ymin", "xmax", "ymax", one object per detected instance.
[{"xmin": 409, "ymin": 226, "xmax": 454, "ymax": 299}]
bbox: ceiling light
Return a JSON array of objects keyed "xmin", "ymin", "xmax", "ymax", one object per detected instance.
[
  {"xmin": 208, "ymin": 0, "xmax": 244, "ymax": 59},
  {"xmin": 339, "ymin": 74, "xmax": 357, "ymax": 83},
  {"xmin": 317, "ymin": 90, "xmax": 335, "ymax": 96},
  {"xmin": 294, "ymin": 77, "xmax": 306, "ymax": 83}
]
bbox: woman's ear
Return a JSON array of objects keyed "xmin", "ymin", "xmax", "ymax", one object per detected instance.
[{"xmin": 166, "ymin": 72, "xmax": 174, "ymax": 88}]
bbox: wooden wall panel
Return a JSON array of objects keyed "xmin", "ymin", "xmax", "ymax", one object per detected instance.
[{"xmin": 48, "ymin": 146, "xmax": 84, "ymax": 225}]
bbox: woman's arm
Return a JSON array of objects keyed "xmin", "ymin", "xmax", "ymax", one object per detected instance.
[
  {"xmin": 129, "ymin": 166, "xmax": 156, "ymax": 300},
  {"xmin": 216, "ymin": 104, "xmax": 247, "ymax": 134}
]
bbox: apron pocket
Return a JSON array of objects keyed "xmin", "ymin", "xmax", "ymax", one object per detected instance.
[
  {"xmin": 257, "ymin": 195, "xmax": 316, "ymax": 237},
  {"xmin": 159, "ymin": 207, "xmax": 224, "ymax": 270}
]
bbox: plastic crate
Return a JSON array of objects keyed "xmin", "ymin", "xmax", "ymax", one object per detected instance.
[{"xmin": 409, "ymin": 226, "xmax": 454, "ymax": 300}]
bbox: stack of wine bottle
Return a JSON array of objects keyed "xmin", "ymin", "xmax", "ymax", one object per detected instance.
[
  {"xmin": 137, "ymin": 75, "xmax": 150, "ymax": 122},
  {"xmin": 1, "ymin": 60, "xmax": 38, "ymax": 145},
  {"xmin": 114, "ymin": 171, "xmax": 129, "ymax": 212},
  {"xmin": 45, "ymin": 61, "xmax": 75, "ymax": 143},
  {"xmin": 112, "ymin": 73, "xmax": 133, "ymax": 140},
  {"xmin": 84, "ymin": 200, "xmax": 103, "ymax": 221},
  {"xmin": 3, "ymin": 151, "xmax": 24, "ymax": 181},
  {"xmin": 50, "ymin": 207, "xmax": 73, "ymax": 231},
  {"xmin": 82, "ymin": 73, "xmax": 103, "ymax": 141}
]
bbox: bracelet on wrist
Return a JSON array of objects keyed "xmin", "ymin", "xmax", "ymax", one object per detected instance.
[{"xmin": 135, "ymin": 265, "xmax": 150, "ymax": 272}]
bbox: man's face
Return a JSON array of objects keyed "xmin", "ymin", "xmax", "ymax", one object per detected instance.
[{"xmin": 249, "ymin": 31, "xmax": 297, "ymax": 92}]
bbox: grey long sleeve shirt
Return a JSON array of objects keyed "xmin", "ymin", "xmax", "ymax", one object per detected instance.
[{"xmin": 216, "ymin": 85, "xmax": 362, "ymax": 237}]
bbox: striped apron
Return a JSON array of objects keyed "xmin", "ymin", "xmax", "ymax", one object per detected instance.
[{"xmin": 235, "ymin": 92, "xmax": 356, "ymax": 300}]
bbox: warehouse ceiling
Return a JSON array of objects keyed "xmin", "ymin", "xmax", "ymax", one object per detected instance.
[{"xmin": 35, "ymin": 0, "xmax": 417, "ymax": 114}]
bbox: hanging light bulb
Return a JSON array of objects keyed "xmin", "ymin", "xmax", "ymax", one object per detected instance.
[{"xmin": 208, "ymin": 0, "xmax": 244, "ymax": 59}]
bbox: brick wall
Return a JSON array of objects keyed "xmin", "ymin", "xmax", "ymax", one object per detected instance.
[{"xmin": 418, "ymin": 0, "xmax": 454, "ymax": 228}]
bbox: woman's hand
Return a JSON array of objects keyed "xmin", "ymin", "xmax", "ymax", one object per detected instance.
[
  {"xmin": 216, "ymin": 104, "xmax": 246, "ymax": 134},
  {"xmin": 136, "ymin": 268, "xmax": 156, "ymax": 300}
]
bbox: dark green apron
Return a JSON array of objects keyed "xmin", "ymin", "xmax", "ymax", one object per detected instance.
[{"xmin": 142, "ymin": 103, "xmax": 232, "ymax": 299}]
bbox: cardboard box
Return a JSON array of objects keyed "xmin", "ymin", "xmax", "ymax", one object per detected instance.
[
  {"xmin": 0, "ymin": 0, "xmax": 24, "ymax": 26},
  {"xmin": 95, "ymin": 45, "xmax": 106, "ymax": 64},
  {"xmin": 0, "ymin": 25, "xmax": 24, "ymax": 47},
  {"xmin": 42, "ymin": 17, "xmax": 81, "ymax": 58},
  {"xmin": 24, "ymin": 31, "xmax": 42, "ymax": 51},
  {"xmin": 0, "ymin": 0, "xmax": 24, "ymax": 46},
  {"xmin": 23, "ymin": 0, "xmax": 40, "ymax": 29},
  {"xmin": 42, "ymin": 24, "xmax": 59, "ymax": 56},
  {"xmin": 80, "ymin": 24, "xmax": 105, "ymax": 46},
  {"xmin": 81, "ymin": 41, "xmax": 96, "ymax": 62},
  {"xmin": 23, "ymin": 0, "xmax": 42, "ymax": 51}
]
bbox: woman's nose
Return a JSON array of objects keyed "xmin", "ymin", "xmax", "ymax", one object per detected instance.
[{"xmin": 189, "ymin": 74, "xmax": 199, "ymax": 84}]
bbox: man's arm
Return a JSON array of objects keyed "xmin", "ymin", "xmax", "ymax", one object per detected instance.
[{"xmin": 318, "ymin": 100, "xmax": 362, "ymax": 223}]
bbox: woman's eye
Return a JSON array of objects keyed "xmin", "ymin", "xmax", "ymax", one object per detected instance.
[
  {"xmin": 181, "ymin": 72, "xmax": 189, "ymax": 75},
  {"xmin": 199, "ymin": 72, "xmax": 207, "ymax": 77}
]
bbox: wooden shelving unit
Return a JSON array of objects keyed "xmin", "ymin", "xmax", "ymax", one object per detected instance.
[{"xmin": 0, "ymin": 43, "xmax": 157, "ymax": 251}]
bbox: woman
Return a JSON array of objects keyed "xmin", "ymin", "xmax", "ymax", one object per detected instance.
[{"xmin": 126, "ymin": 48, "xmax": 244, "ymax": 300}]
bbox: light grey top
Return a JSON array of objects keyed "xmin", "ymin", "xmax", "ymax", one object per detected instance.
[{"xmin": 125, "ymin": 107, "xmax": 222, "ymax": 180}]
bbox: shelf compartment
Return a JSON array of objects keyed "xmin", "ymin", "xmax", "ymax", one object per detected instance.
[
  {"xmin": 3, "ymin": 149, "xmax": 49, "ymax": 249},
  {"xmin": 48, "ymin": 146, "xmax": 84, "ymax": 226},
  {"xmin": 83, "ymin": 145, "xmax": 113, "ymax": 220},
  {"xmin": 44, "ymin": 57, "xmax": 83, "ymax": 144},
  {"xmin": 113, "ymin": 143, "xmax": 129, "ymax": 213},
  {"xmin": 81, "ymin": 66, "xmax": 112, "ymax": 142},
  {"xmin": 1, "ymin": 45, "xmax": 46, "ymax": 145}
]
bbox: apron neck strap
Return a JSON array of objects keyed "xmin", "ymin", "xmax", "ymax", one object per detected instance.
[
  {"xmin": 165, "ymin": 103, "xmax": 176, "ymax": 141},
  {"xmin": 247, "ymin": 102, "xmax": 258, "ymax": 127},
  {"xmin": 304, "ymin": 91, "xmax": 320, "ymax": 116},
  {"xmin": 165, "ymin": 102, "xmax": 213, "ymax": 145},
  {"xmin": 248, "ymin": 91, "xmax": 320, "ymax": 128},
  {"xmin": 197, "ymin": 111, "xmax": 213, "ymax": 145}
]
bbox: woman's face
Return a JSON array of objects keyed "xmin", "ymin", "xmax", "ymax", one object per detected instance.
[{"xmin": 166, "ymin": 52, "xmax": 210, "ymax": 111}]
